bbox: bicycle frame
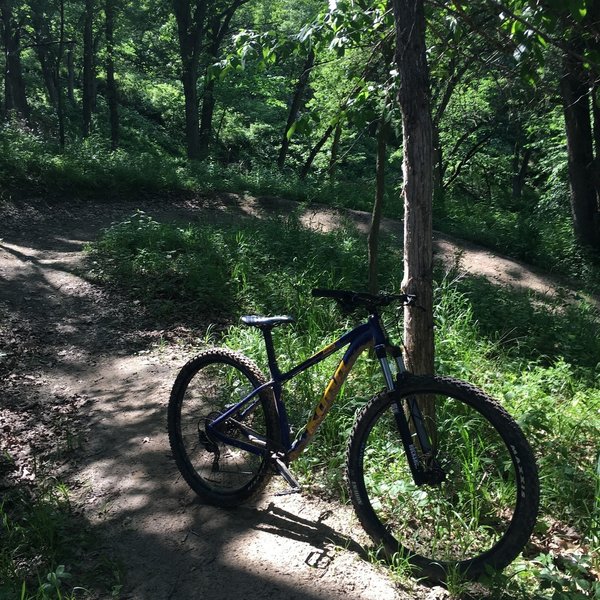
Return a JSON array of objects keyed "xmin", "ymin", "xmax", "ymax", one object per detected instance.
[{"xmin": 206, "ymin": 314, "xmax": 406, "ymax": 461}]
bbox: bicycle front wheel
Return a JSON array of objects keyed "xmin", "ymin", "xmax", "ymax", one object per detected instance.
[
  {"xmin": 168, "ymin": 348, "xmax": 280, "ymax": 507},
  {"xmin": 346, "ymin": 375, "xmax": 539, "ymax": 580}
]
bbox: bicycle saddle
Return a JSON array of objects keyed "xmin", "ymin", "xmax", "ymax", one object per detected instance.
[{"xmin": 240, "ymin": 315, "xmax": 295, "ymax": 329}]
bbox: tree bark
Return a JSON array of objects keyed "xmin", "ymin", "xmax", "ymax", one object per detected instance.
[
  {"xmin": 82, "ymin": 0, "xmax": 95, "ymax": 137},
  {"xmin": 198, "ymin": 74, "xmax": 215, "ymax": 157},
  {"xmin": 57, "ymin": 0, "xmax": 65, "ymax": 149},
  {"xmin": 512, "ymin": 142, "xmax": 531, "ymax": 201},
  {"xmin": 172, "ymin": 0, "xmax": 206, "ymax": 160},
  {"xmin": 393, "ymin": 0, "xmax": 435, "ymax": 377},
  {"xmin": 182, "ymin": 66, "xmax": 201, "ymax": 159},
  {"xmin": 328, "ymin": 121, "xmax": 343, "ymax": 178},
  {"xmin": 368, "ymin": 116, "xmax": 388, "ymax": 294},
  {"xmin": 105, "ymin": 0, "xmax": 118, "ymax": 149},
  {"xmin": 1, "ymin": 0, "xmax": 29, "ymax": 121},
  {"xmin": 278, "ymin": 49, "xmax": 315, "ymax": 170},
  {"xmin": 66, "ymin": 41, "xmax": 75, "ymax": 104},
  {"xmin": 30, "ymin": 4, "xmax": 58, "ymax": 106},
  {"xmin": 560, "ymin": 46, "xmax": 600, "ymax": 249},
  {"xmin": 198, "ymin": 5, "xmax": 247, "ymax": 158}
]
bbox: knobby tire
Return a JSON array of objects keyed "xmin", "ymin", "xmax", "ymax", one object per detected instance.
[
  {"xmin": 346, "ymin": 375, "xmax": 539, "ymax": 581},
  {"xmin": 168, "ymin": 348, "xmax": 280, "ymax": 507}
]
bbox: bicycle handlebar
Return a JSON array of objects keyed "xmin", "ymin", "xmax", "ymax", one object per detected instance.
[{"xmin": 311, "ymin": 288, "xmax": 416, "ymax": 311}]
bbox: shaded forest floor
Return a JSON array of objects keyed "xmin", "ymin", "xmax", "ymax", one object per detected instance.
[{"xmin": 0, "ymin": 194, "xmax": 596, "ymax": 599}]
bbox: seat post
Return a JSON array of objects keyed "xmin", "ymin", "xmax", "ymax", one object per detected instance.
[{"xmin": 261, "ymin": 327, "xmax": 281, "ymax": 379}]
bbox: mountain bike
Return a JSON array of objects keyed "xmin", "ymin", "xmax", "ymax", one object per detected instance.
[{"xmin": 168, "ymin": 288, "xmax": 539, "ymax": 581}]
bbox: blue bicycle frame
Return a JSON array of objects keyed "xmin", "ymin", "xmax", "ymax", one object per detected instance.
[{"xmin": 206, "ymin": 314, "xmax": 406, "ymax": 462}]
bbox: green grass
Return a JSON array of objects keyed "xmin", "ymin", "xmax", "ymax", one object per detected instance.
[
  {"xmin": 84, "ymin": 210, "xmax": 600, "ymax": 598},
  {"xmin": 0, "ymin": 482, "xmax": 122, "ymax": 600},
  {"xmin": 0, "ymin": 124, "xmax": 383, "ymax": 214}
]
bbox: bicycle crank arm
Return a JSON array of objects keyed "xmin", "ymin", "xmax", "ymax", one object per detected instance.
[{"xmin": 271, "ymin": 453, "xmax": 301, "ymax": 494}]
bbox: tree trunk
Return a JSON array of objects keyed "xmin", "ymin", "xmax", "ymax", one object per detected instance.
[
  {"xmin": 512, "ymin": 142, "xmax": 531, "ymax": 201},
  {"xmin": 560, "ymin": 47, "xmax": 600, "ymax": 249},
  {"xmin": 57, "ymin": 0, "xmax": 65, "ymax": 149},
  {"xmin": 368, "ymin": 116, "xmax": 388, "ymax": 294},
  {"xmin": 1, "ymin": 0, "xmax": 29, "ymax": 121},
  {"xmin": 181, "ymin": 66, "xmax": 200, "ymax": 159},
  {"xmin": 278, "ymin": 49, "xmax": 315, "ymax": 170},
  {"xmin": 328, "ymin": 121, "xmax": 343, "ymax": 178},
  {"xmin": 431, "ymin": 54, "xmax": 470, "ymax": 204},
  {"xmin": 198, "ymin": 15, "xmax": 222, "ymax": 159},
  {"xmin": 432, "ymin": 123, "xmax": 444, "ymax": 202},
  {"xmin": 393, "ymin": 0, "xmax": 435, "ymax": 377},
  {"xmin": 82, "ymin": 0, "xmax": 95, "ymax": 137},
  {"xmin": 105, "ymin": 0, "xmax": 118, "ymax": 149},
  {"xmin": 66, "ymin": 41, "xmax": 75, "ymax": 104},
  {"xmin": 30, "ymin": 5, "xmax": 58, "ymax": 106},
  {"xmin": 300, "ymin": 124, "xmax": 335, "ymax": 179},
  {"xmin": 196, "ymin": 2, "xmax": 248, "ymax": 159},
  {"xmin": 172, "ymin": 0, "xmax": 206, "ymax": 160},
  {"xmin": 198, "ymin": 73, "xmax": 215, "ymax": 158}
]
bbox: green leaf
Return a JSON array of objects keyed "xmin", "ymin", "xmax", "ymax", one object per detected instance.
[
  {"xmin": 511, "ymin": 19, "xmax": 524, "ymax": 37},
  {"xmin": 286, "ymin": 122, "xmax": 297, "ymax": 140}
]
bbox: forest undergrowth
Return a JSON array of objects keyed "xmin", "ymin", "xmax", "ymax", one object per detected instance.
[
  {"xmin": 80, "ymin": 210, "xmax": 600, "ymax": 600},
  {"xmin": 3, "ymin": 124, "xmax": 600, "ymax": 299}
]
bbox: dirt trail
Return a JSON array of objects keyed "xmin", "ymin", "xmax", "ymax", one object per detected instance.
[{"xmin": 0, "ymin": 194, "xmax": 586, "ymax": 600}]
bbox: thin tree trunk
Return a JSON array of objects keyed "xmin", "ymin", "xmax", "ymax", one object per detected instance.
[
  {"xmin": 393, "ymin": 0, "xmax": 435, "ymax": 378},
  {"xmin": 300, "ymin": 124, "xmax": 335, "ymax": 179},
  {"xmin": 512, "ymin": 142, "xmax": 531, "ymax": 200},
  {"xmin": 82, "ymin": 0, "xmax": 95, "ymax": 137},
  {"xmin": 278, "ymin": 49, "xmax": 315, "ymax": 170},
  {"xmin": 198, "ymin": 74, "xmax": 215, "ymax": 158},
  {"xmin": 57, "ymin": 0, "xmax": 65, "ymax": 149},
  {"xmin": 300, "ymin": 75, "xmax": 372, "ymax": 179},
  {"xmin": 198, "ymin": 14, "xmax": 220, "ymax": 159},
  {"xmin": 196, "ymin": 2, "xmax": 248, "ymax": 159},
  {"xmin": 30, "ymin": 6, "xmax": 58, "ymax": 106},
  {"xmin": 66, "ymin": 41, "xmax": 75, "ymax": 104},
  {"xmin": 560, "ymin": 47, "xmax": 600, "ymax": 249},
  {"xmin": 105, "ymin": 0, "xmax": 118, "ymax": 149},
  {"xmin": 368, "ymin": 116, "xmax": 388, "ymax": 294},
  {"xmin": 328, "ymin": 121, "xmax": 343, "ymax": 178},
  {"xmin": 172, "ymin": 0, "xmax": 206, "ymax": 160},
  {"xmin": 431, "ymin": 55, "xmax": 470, "ymax": 203},
  {"xmin": 1, "ymin": 0, "xmax": 29, "ymax": 121},
  {"xmin": 182, "ymin": 66, "xmax": 200, "ymax": 159}
]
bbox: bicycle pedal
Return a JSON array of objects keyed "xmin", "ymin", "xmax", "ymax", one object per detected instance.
[{"xmin": 271, "ymin": 454, "xmax": 301, "ymax": 493}]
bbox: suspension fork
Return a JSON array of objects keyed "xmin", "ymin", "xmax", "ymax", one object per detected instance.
[{"xmin": 378, "ymin": 344, "xmax": 435, "ymax": 485}]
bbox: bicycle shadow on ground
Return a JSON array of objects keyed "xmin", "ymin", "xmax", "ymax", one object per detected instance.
[
  {"xmin": 53, "ymin": 350, "xmax": 406, "ymax": 600},
  {"xmin": 249, "ymin": 502, "xmax": 366, "ymax": 559}
]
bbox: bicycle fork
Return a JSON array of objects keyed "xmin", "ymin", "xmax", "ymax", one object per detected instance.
[{"xmin": 377, "ymin": 345, "xmax": 444, "ymax": 487}]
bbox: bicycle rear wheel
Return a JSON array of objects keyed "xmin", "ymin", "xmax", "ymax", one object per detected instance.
[
  {"xmin": 346, "ymin": 375, "xmax": 539, "ymax": 581},
  {"xmin": 168, "ymin": 348, "xmax": 280, "ymax": 506}
]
